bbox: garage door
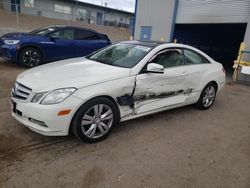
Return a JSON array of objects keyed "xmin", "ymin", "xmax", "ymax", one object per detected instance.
[
  {"xmin": 173, "ymin": 24, "xmax": 247, "ymax": 71},
  {"xmin": 176, "ymin": 0, "xmax": 250, "ymax": 24}
]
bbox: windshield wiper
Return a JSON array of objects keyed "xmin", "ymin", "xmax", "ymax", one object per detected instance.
[
  {"xmin": 90, "ymin": 58, "xmax": 109, "ymax": 65},
  {"xmin": 88, "ymin": 57, "xmax": 124, "ymax": 68}
]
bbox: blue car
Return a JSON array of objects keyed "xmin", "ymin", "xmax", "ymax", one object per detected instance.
[{"xmin": 0, "ymin": 25, "xmax": 111, "ymax": 67}]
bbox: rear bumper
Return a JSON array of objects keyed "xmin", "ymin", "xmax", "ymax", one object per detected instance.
[{"xmin": 218, "ymin": 81, "xmax": 225, "ymax": 92}]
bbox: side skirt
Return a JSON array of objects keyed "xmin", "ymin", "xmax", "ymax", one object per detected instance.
[{"xmin": 120, "ymin": 100, "xmax": 196, "ymax": 122}]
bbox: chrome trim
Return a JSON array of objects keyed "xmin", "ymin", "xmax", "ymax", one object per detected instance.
[{"xmin": 12, "ymin": 82, "xmax": 32, "ymax": 100}]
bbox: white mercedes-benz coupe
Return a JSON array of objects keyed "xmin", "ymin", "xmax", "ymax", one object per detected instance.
[{"xmin": 11, "ymin": 41, "xmax": 225, "ymax": 142}]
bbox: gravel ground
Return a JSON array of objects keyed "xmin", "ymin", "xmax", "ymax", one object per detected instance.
[{"xmin": 0, "ymin": 59, "xmax": 250, "ymax": 188}]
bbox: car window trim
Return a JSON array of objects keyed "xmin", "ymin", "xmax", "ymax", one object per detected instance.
[
  {"xmin": 183, "ymin": 48, "xmax": 211, "ymax": 65},
  {"xmin": 47, "ymin": 28, "xmax": 75, "ymax": 40},
  {"xmin": 75, "ymin": 29, "xmax": 100, "ymax": 40},
  {"xmin": 30, "ymin": 26, "xmax": 62, "ymax": 36},
  {"xmin": 44, "ymin": 27, "xmax": 64, "ymax": 37},
  {"xmin": 139, "ymin": 47, "xmax": 211, "ymax": 74},
  {"xmin": 140, "ymin": 48, "xmax": 184, "ymax": 74},
  {"xmin": 148, "ymin": 48, "xmax": 183, "ymax": 62},
  {"xmin": 150, "ymin": 47, "xmax": 211, "ymax": 65}
]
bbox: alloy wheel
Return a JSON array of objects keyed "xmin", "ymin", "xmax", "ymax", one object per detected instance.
[
  {"xmin": 22, "ymin": 50, "xmax": 40, "ymax": 67},
  {"xmin": 81, "ymin": 104, "xmax": 113, "ymax": 139},
  {"xmin": 202, "ymin": 86, "xmax": 215, "ymax": 107}
]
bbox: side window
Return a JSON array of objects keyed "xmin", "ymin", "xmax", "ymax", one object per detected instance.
[
  {"xmin": 183, "ymin": 49, "xmax": 209, "ymax": 65},
  {"xmin": 52, "ymin": 29, "xmax": 74, "ymax": 40},
  {"xmin": 75, "ymin": 30, "xmax": 100, "ymax": 40},
  {"xmin": 152, "ymin": 49, "xmax": 185, "ymax": 68}
]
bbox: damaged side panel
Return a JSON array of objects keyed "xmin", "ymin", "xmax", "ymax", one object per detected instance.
[
  {"xmin": 118, "ymin": 66, "xmax": 193, "ymax": 117},
  {"xmin": 133, "ymin": 89, "xmax": 190, "ymax": 115}
]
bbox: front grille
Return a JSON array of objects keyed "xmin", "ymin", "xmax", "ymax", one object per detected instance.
[{"xmin": 11, "ymin": 82, "xmax": 32, "ymax": 100}]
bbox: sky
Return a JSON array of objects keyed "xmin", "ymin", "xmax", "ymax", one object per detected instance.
[{"xmin": 78, "ymin": 0, "xmax": 136, "ymax": 13}]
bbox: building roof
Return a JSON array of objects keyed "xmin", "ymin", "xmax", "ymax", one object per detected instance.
[{"xmin": 58, "ymin": 0, "xmax": 134, "ymax": 15}]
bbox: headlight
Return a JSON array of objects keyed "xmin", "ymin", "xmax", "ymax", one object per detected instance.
[
  {"xmin": 4, "ymin": 40, "xmax": 20, "ymax": 45},
  {"xmin": 31, "ymin": 92, "xmax": 46, "ymax": 103},
  {"xmin": 40, "ymin": 88, "xmax": 77, "ymax": 105}
]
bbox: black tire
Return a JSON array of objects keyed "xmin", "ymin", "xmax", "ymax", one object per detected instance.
[
  {"xmin": 19, "ymin": 47, "xmax": 42, "ymax": 68},
  {"xmin": 72, "ymin": 97, "xmax": 119, "ymax": 143},
  {"xmin": 195, "ymin": 82, "xmax": 217, "ymax": 110}
]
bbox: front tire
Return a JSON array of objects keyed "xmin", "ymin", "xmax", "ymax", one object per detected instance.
[
  {"xmin": 195, "ymin": 83, "xmax": 217, "ymax": 110},
  {"xmin": 19, "ymin": 47, "xmax": 42, "ymax": 68},
  {"xmin": 72, "ymin": 97, "xmax": 119, "ymax": 143}
]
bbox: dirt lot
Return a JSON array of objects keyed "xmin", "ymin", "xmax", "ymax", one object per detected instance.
[{"xmin": 0, "ymin": 59, "xmax": 250, "ymax": 188}]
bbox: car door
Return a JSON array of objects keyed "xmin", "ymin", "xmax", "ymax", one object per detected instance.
[
  {"xmin": 133, "ymin": 49, "xmax": 192, "ymax": 114},
  {"xmin": 182, "ymin": 48, "xmax": 212, "ymax": 92},
  {"xmin": 46, "ymin": 29, "xmax": 76, "ymax": 61},
  {"xmin": 74, "ymin": 29, "xmax": 108, "ymax": 57}
]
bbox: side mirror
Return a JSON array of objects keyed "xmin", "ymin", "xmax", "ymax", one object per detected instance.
[{"xmin": 146, "ymin": 63, "xmax": 164, "ymax": 74}]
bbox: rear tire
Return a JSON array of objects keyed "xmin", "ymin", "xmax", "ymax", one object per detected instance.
[
  {"xmin": 195, "ymin": 82, "xmax": 217, "ymax": 110},
  {"xmin": 72, "ymin": 97, "xmax": 119, "ymax": 143},
  {"xmin": 19, "ymin": 47, "xmax": 42, "ymax": 68}
]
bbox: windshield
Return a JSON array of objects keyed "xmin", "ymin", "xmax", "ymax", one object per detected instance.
[
  {"xmin": 87, "ymin": 43, "xmax": 152, "ymax": 68},
  {"xmin": 29, "ymin": 26, "xmax": 61, "ymax": 36}
]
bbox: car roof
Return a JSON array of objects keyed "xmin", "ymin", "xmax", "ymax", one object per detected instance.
[
  {"xmin": 46, "ymin": 25, "xmax": 98, "ymax": 33},
  {"xmin": 120, "ymin": 41, "xmax": 214, "ymax": 62},
  {"xmin": 123, "ymin": 40, "xmax": 166, "ymax": 47},
  {"xmin": 122, "ymin": 40, "xmax": 201, "ymax": 51}
]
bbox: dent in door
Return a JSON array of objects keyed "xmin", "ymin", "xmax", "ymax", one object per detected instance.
[
  {"xmin": 117, "ymin": 76, "xmax": 193, "ymax": 115},
  {"xmin": 133, "ymin": 88, "xmax": 192, "ymax": 114}
]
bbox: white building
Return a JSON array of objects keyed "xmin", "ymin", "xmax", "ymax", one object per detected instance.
[
  {"xmin": 134, "ymin": 0, "xmax": 250, "ymax": 70},
  {"xmin": 2, "ymin": 0, "xmax": 134, "ymax": 28}
]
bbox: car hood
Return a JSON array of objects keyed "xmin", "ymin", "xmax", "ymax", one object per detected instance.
[
  {"xmin": 1, "ymin": 32, "xmax": 30, "ymax": 39},
  {"xmin": 0, "ymin": 32, "xmax": 44, "ymax": 43},
  {"xmin": 16, "ymin": 57, "xmax": 131, "ymax": 92}
]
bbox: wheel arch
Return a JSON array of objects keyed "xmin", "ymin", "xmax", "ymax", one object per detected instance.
[
  {"xmin": 97, "ymin": 95, "xmax": 121, "ymax": 119},
  {"xmin": 18, "ymin": 44, "xmax": 45, "ymax": 63},
  {"xmin": 204, "ymin": 80, "xmax": 218, "ymax": 92},
  {"xmin": 198, "ymin": 80, "xmax": 219, "ymax": 102},
  {"xmin": 68, "ymin": 95, "xmax": 121, "ymax": 135}
]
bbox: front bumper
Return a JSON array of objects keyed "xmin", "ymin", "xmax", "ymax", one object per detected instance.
[
  {"xmin": 11, "ymin": 95, "xmax": 84, "ymax": 136},
  {"xmin": 0, "ymin": 44, "xmax": 18, "ymax": 61}
]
